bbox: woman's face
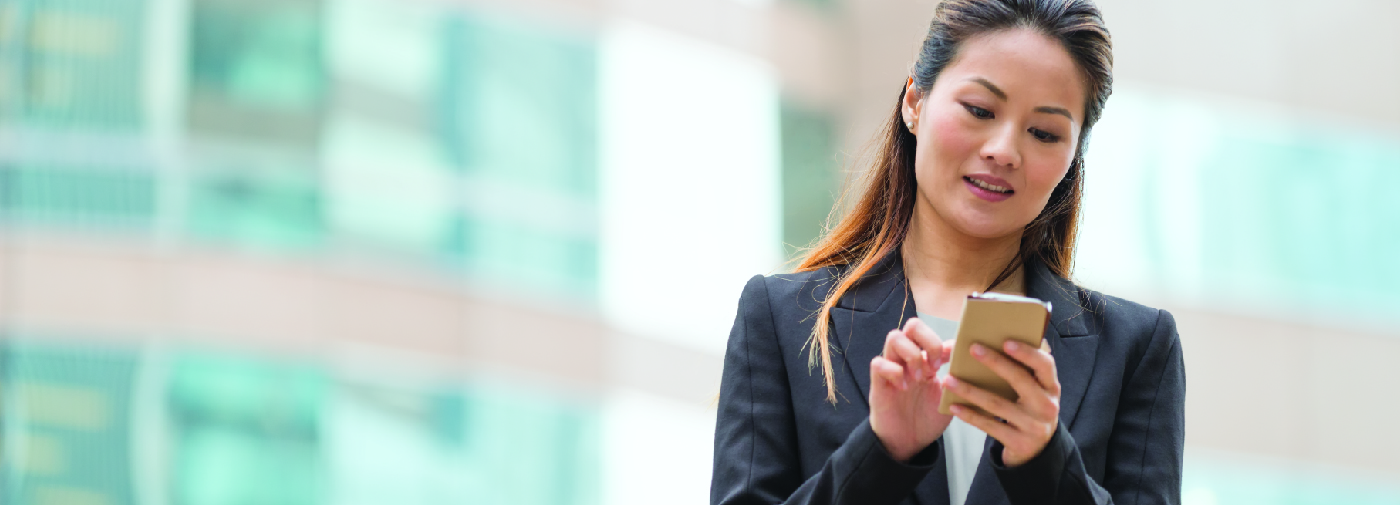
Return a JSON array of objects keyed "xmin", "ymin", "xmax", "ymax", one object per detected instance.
[{"xmin": 903, "ymin": 28, "xmax": 1087, "ymax": 241}]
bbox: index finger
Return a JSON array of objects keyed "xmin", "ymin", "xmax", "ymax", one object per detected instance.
[
  {"xmin": 902, "ymin": 318, "xmax": 949, "ymax": 359},
  {"xmin": 882, "ymin": 330, "xmax": 925, "ymax": 369}
]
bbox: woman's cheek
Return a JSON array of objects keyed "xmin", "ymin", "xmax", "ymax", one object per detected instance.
[
  {"xmin": 927, "ymin": 113, "xmax": 978, "ymax": 162},
  {"xmin": 1024, "ymin": 158, "xmax": 1070, "ymax": 209}
]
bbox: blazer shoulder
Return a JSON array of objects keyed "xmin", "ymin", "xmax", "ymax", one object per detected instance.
[
  {"xmin": 758, "ymin": 266, "xmax": 842, "ymax": 316},
  {"xmin": 1072, "ymin": 284, "xmax": 1176, "ymax": 339},
  {"xmin": 731, "ymin": 267, "xmax": 842, "ymax": 344}
]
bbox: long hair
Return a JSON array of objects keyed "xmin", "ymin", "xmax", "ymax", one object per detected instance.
[{"xmin": 797, "ymin": 0, "xmax": 1113, "ymax": 404}]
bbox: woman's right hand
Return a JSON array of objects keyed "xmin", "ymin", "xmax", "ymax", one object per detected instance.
[{"xmin": 869, "ymin": 318, "xmax": 954, "ymax": 462}]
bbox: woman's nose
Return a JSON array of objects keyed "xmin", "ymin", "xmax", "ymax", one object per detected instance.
[{"xmin": 980, "ymin": 123, "xmax": 1022, "ymax": 169}]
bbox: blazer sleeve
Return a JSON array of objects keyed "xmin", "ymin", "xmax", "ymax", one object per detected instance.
[
  {"xmin": 711, "ymin": 275, "xmax": 941, "ymax": 505},
  {"xmin": 989, "ymin": 309, "xmax": 1186, "ymax": 505}
]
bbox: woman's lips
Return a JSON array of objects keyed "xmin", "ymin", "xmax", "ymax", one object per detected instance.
[{"xmin": 963, "ymin": 174, "xmax": 1014, "ymax": 202}]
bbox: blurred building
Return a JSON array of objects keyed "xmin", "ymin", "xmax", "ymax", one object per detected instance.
[{"xmin": 0, "ymin": 0, "xmax": 1397, "ymax": 504}]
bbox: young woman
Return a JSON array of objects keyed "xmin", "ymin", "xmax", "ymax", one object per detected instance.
[{"xmin": 710, "ymin": 1, "xmax": 1185, "ymax": 504}]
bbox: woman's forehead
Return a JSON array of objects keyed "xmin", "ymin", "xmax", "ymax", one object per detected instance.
[{"xmin": 939, "ymin": 29, "xmax": 1087, "ymax": 114}]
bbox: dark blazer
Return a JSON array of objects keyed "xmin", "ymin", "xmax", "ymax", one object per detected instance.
[{"xmin": 711, "ymin": 253, "xmax": 1185, "ymax": 505}]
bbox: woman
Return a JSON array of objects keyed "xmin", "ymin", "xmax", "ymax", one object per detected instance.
[{"xmin": 710, "ymin": 1, "xmax": 1184, "ymax": 504}]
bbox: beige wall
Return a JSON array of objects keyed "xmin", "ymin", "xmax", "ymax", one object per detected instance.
[
  {"xmin": 1172, "ymin": 306, "xmax": 1400, "ymax": 474},
  {"xmin": 1098, "ymin": 0, "xmax": 1400, "ymax": 130}
]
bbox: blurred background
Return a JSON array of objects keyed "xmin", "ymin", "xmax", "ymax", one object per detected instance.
[{"xmin": 0, "ymin": 0, "xmax": 1397, "ymax": 504}]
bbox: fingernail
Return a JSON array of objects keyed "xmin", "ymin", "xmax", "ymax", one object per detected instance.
[
  {"xmin": 971, "ymin": 344, "xmax": 985, "ymax": 356},
  {"xmin": 1006, "ymin": 341, "xmax": 1020, "ymax": 351},
  {"xmin": 950, "ymin": 404, "xmax": 963, "ymax": 414},
  {"xmin": 946, "ymin": 376, "xmax": 960, "ymax": 388}
]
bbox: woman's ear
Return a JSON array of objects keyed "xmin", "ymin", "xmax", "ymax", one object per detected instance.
[{"xmin": 901, "ymin": 77, "xmax": 923, "ymax": 134}]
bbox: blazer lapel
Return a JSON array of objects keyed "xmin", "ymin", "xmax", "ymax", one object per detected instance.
[
  {"xmin": 827, "ymin": 252, "xmax": 915, "ymax": 408},
  {"xmin": 1024, "ymin": 259, "xmax": 1100, "ymax": 428},
  {"xmin": 1045, "ymin": 321, "xmax": 1100, "ymax": 427}
]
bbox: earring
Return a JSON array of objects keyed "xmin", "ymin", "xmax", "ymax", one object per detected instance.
[{"xmin": 906, "ymin": 121, "xmax": 915, "ymax": 133}]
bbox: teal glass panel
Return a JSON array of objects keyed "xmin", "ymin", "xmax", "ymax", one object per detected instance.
[
  {"xmin": 461, "ymin": 214, "xmax": 598, "ymax": 297},
  {"xmin": 780, "ymin": 101, "xmax": 839, "ymax": 259},
  {"xmin": 0, "ymin": 164, "xmax": 156, "ymax": 229},
  {"xmin": 457, "ymin": 386, "xmax": 599, "ymax": 505},
  {"xmin": 169, "ymin": 353, "xmax": 327, "ymax": 505},
  {"xmin": 323, "ymin": 382, "xmax": 599, "ymax": 505},
  {"xmin": 787, "ymin": 0, "xmax": 837, "ymax": 9},
  {"xmin": 1082, "ymin": 89, "xmax": 1400, "ymax": 324},
  {"xmin": 187, "ymin": 0, "xmax": 324, "ymax": 146},
  {"xmin": 0, "ymin": 341, "xmax": 139, "ymax": 505},
  {"xmin": 322, "ymin": 383, "xmax": 466, "ymax": 505},
  {"xmin": 1196, "ymin": 129, "xmax": 1400, "ymax": 319},
  {"xmin": 2, "ymin": 0, "xmax": 147, "ymax": 129},
  {"xmin": 319, "ymin": 117, "xmax": 457, "ymax": 256},
  {"xmin": 318, "ymin": 0, "xmax": 455, "ymax": 255},
  {"xmin": 0, "ymin": 342, "xmax": 604, "ymax": 505},
  {"xmin": 1184, "ymin": 451, "xmax": 1400, "ymax": 505},
  {"xmin": 185, "ymin": 166, "xmax": 324, "ymax": 249},
  {"xmin": 323, "ymin": 0, "xmax": 441, "ymax": 101},
  {"xmin": 442, "ymin": 14, "xmax": 596, "ymax": 194},
  {"xmin": 441, "ymin": 12, "xmax": 599, "ymax": 296}
]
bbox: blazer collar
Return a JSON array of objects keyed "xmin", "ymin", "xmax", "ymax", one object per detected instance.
[
  {"xmin": 829, "ymin": 251, "xmax": 1090, "ymax": 334},
  {"xmin": 1023, "ymin": 258, "xmax": 1091, "ymax": 338},
  {"xmin": 832, "ymin": 249, "xmax": 908, "ymax": 313}
]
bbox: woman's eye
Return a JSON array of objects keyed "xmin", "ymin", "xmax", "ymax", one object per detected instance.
[
  {"xmin": 962, "ymin": 103, "xmax": 993, "ymax": 120},
  {"xmin": 1030, "ymin": 128, "xmax": 1061, "ymax": 143}
]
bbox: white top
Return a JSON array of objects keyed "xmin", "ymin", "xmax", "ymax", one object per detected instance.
[{"xmin": 919, "ymin": 313, "xmax": 987, "ymax": 505}]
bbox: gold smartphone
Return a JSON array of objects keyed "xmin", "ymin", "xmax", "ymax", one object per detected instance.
[{"xmin": 937, "ymin": 292, "xmax": 1052, "ymax": 416}]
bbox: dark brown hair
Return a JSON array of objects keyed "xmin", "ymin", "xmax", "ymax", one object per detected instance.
[{"xmin": 797, "ymin": 0, "xmax": 1113, "ymax": 403}]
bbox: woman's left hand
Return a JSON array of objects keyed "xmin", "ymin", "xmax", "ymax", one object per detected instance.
[{"xmin": 944, "ymin": 339, "xmax": 1061, "ymax": 467}]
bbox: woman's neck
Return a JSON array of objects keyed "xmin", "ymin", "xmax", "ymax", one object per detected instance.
[{"xmin": 901, "ymin": 205, "xmax": 1025, "ymax": 319}]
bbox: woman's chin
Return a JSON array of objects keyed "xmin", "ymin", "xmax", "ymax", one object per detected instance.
[
  {"xmin": 950, "ymin": 215, "xmax": 1026, "ymax": 241},
  {"xmin": 922, "ymin": 200, "xmax": 1029, "ymax": 242}
]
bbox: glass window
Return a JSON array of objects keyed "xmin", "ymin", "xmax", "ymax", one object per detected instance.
[
  {"xmin": 1, "ymin": 341, "xmax": 140, "ymax": 505},
  {"xmin": 168, "ymin": 353, "xmax": 327, "ymax": 505},
  {"xmin": 185, "ymin": 164, "xmax": 324, "ymax": 250},
  {"xmin": 1, "ymin": 0, "xmax": 147, "ymax": 130},
  {"xmin": 0, "ymin": 164, "xmax": 156, "ymax": 230},
  {"xmin": 1077, "ymin": 88, "xmax": 1400, "ymax": 326},
  {"xmin": 780, "ymin": 101, "xmax": 839, "ymax": 260},
  {"xmin": 187, "ymin": 0, "xmax": 323, "ymax": 147},
  {"xmin": 442, "ymin": 13, "xmax": 599, "ymax": 296}
]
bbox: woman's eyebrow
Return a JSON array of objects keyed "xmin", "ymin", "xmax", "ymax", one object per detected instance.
[
  {"xmin": 1035, "ymin": 106, "xmax": 1073, "ymax": 121},
  {"xmin": 970, "ymin": 77, "xmax": 1007, "ymax": 100}
]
